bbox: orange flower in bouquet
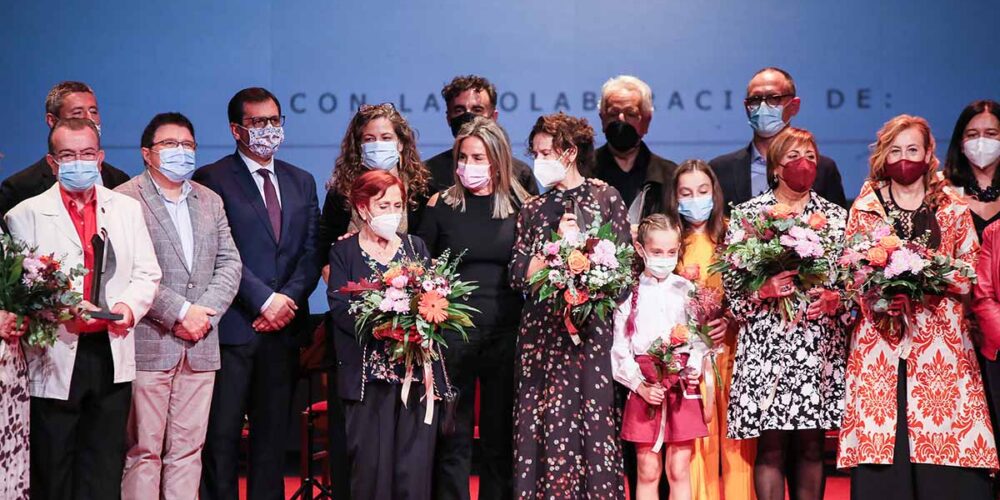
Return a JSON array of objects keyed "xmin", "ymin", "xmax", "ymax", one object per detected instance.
[
  {"xmin": 807, "ymin": 212, "xmax": 828, "ymax": 230},
  {"xmin": 418, "ymin": 291, "xmax": 449, "ymax": 324},
  {"xmin": 769, "ymin": 203, "xmax": 795, "ymax": 219},
  {"xmin": 878, "ymin": 235, "xmax": 902, "ymax": 252},
  {"xmin": 866, "ymin": 246, "xmax": 889, "ymax": 267},
  {"xmin": 563, "ymin": 287, "xmax": 590, "ymax": 306},
  {"xmin": 670, "ymin": 323, "xmax": 690, "ymax": 347},
  {"xmin": 566, "ymin": 249, "xmax": 591, "ymax": 275},
  {"xmin": 382, "ymin": 266, "xmax": 404, "ymax": 286}
]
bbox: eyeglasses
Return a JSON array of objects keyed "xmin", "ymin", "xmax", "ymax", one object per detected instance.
[
  {"xmin": 359, "ymin": 102, "xmax": 396, "ymax": 113},
  {"xmin": 744, "ymin": 94, "xmax": 794, "ymax": 111},
  {"xmin": 53, "ymin": 150, "xmax": 99, "ymax": 164},
  {"xmin": 242, "ymin": 115, "xmax": 285, "ymax": 129},
  {"xmin": 151, "ymin": 139, "xmax": 197, "ymax": 151}
]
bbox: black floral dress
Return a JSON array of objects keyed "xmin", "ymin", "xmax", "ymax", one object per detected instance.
[
  {"xmin": 725, "ymin": 190, "xmax": 849, "ymax": 439},
  {"xmin": 509, "ymin": 179, "xmax": 630, "ymax": 499},
  {"xmin": 0, "ymin": 339, "xmax": 29, "ymax": 499}
]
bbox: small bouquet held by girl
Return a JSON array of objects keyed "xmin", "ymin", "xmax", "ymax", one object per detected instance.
[
  {"xmin": 339, "ymin": 249, "xmax": 478, "ymax": 423},
  {"xmin": 528, "ymin": 216, "xmax": 635, "ymax": 345},
  {"xmin": 0, "ymin": 234, "xmax": 87, "ymax": 353},
  {"xmin": 611, "ymin": 214, "xmax": 710, "ymax": 499},
  {"xmin": 838, "ymin": 224, "xmax": 975, "ymax": 341},
  {"xmin": 710, "ymin": 203, "xmax": 840, "ymax": 325}
]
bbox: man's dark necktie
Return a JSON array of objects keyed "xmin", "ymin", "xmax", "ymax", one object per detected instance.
[{"xmin": 257, "ymin": 169, "xmax": 281, "ymax": 241}]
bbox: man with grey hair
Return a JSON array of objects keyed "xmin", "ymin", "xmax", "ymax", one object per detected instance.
[
  {"xmin": 0, "ymin": 81, "xmax": 130, "ymax": 219},
  {"xmin": 592, "ymin": 75, "xmax": 678, "ymax": 224}
]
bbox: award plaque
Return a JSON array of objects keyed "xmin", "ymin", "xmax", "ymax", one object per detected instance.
[{"xmin": 88, "ymin": 231, "xmax": 124, "ymax": 321}]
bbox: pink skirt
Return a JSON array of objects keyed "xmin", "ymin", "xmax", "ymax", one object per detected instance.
[{"xmin": 621, "ymin": 382, "xmax": 708, "ymax": 445}]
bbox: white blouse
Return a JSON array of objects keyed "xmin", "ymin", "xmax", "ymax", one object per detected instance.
[{"xmin": 611, "ymin": 272, "xmax": 693, "ymax": 391}]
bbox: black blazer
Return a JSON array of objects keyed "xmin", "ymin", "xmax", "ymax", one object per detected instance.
[
  {"xmin": 0, "ymin": 156, "xmax": 130, "ymax": 217},
  {"xmin": 326, "ymin": 234, "xmax": 448, "ymax": 400},
  {"xmin": 193, "ymin": 152, "xmax": 322, "ymax": 346},
  {"xmin": 709, "ymin": 144, "xmax": 848, "ymax": 211},
  {"xmin": 425, "ymin": 147, "xmax": 539, "ymax": 196},
  {"xmin": 592, "ymin": 142, "xmax": 678, "ymax": 218}
]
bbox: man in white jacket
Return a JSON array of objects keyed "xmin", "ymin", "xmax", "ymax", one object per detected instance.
[{"xmin": 5, "ymin": 117, "xmax": 161, "ymax": 500}]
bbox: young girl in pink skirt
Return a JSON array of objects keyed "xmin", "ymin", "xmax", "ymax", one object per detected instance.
[{"xmin": 612, "ymin": 213, "xmax": 711, "ymax": 500}]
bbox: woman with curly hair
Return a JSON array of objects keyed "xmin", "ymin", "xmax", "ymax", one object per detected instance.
[
  {"xmin": 508, "ymin": 112, "xmax": 630, "ymax": 498},
  {"xmin": 319, "ymin": 103, "xmax": 431, "ymax": 277}
]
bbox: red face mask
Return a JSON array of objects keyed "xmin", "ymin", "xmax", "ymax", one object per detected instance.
[
  {"xmin": 780, "ymin": 157, "xmax": 817, "ymax": 193},
  {"xmin": 885, "ymin": 159, "xmax": 929, "ymax": 186}
]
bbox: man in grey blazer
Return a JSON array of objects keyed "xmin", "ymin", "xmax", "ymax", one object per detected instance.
[{"xmin": 116, "ymin": 113, "xmax": 241, "ymax": 500}]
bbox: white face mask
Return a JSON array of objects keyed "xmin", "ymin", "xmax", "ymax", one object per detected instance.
[
  {"xmin": 964, "ymin": 137, "xmax": 1000, "ymax": 169},
  {"xmin": 362, "ymin": 141, "xmax": 400, "ymax": 171},
  {"xmin": 367, "ymin": 212, "xmax": 402, "ymax": 240},
  {"xmin": 643, "ymin": 255, "xmax": 677, "ymax": 279},
  {"xmin": 532, "ymin": 158, "xmax": 567, "ymax": 187}
]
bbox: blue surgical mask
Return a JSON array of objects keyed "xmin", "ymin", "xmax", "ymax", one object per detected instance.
[
  {"xmin": 677, "ymin": 195, "xmax": 714, "ymax": 223},
  {"xmin": 58, "ymin": 160, "xmax": 100, "ymax": 192},
  {"xmin": 361, "ymin": 141, "xmax": 400, "ymax": 171},
  {"xmin": 748, "ymin": 102, "xmax": 786, "ymax": 138},
  {"xmin": 157, "ymin": 146, "xmax": 196, "ymax": 182}
]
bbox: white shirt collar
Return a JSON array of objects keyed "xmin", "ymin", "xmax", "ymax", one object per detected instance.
[
  {"xmin": 750, "ymin": 143, "xmax": 766, "ymax": 165},
  {"xmin": 239, "ymin": 149, "xmax": 275, "ymax": 175},
  {"xmin": 638, "ymin": 272, "xmax": 686, "ymax": 288},
  {"xmin": 147, "ymin": 171, "xmax": 192, "ymax": 202}
]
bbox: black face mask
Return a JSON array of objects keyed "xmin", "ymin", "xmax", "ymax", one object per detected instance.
[
  {"xmin": 603, "ymin": 120, "xmax": 641, "ymax": 151},
  {"xmin": 448, "ymin": 112, "xmax": 477, "ymax": 138}
]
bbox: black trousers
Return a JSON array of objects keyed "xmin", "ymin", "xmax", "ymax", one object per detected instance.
[
  {"xmin": 345, "ymin": 381, "xmax": 439, "ymax": 500},
  {"xmin": 432, "ymin": 325, "xmax": 517, "ymax": 500},
  {"xmin": 30, "ymin": 332, "xmax": 131, "ymax": 500},
  {"xmin": 851, "ymin": 360, "xmax": 992, "ymax": 500},
  {"xmin": 201, "ymin": 334, "xmax": 298, "ymax": 500}
]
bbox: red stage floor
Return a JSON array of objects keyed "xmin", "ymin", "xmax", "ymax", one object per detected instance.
[{"xmin": 240, "ymin": 474, "xmax": 852, "ymax": 499}]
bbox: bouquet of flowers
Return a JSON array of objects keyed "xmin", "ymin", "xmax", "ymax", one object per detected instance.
[
  {"xmin": 528, "ymin": 218, "xmax": 635, "ymax": 345},
  {"xmin": 339, "ymin": 249, "xmax": 478, "ymax": 423},
  {"xmin": 709, "ymin": 203, "xmax": 838, "ymax": 324},
  {"xmin": 838, "ymin": 225, "xmax": 974, "ymax": 340},
  {"xmin": 685, "ymin": 284, "xmax": 725, "ymax": 384},
  {"xmin": 0, "ymin": 234, "xmax": 87, "ymax": 349}
]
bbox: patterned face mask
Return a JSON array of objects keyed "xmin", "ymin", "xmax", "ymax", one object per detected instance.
[{"xmin": 242, "ymin": 125, "xmax": 284, "ymax": 158}]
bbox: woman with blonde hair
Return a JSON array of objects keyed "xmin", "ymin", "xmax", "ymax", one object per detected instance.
[
  {"xmin": 415, "ymin": 116, "xmax": 530, "ymax": 499},
  {"xmin": 724, "ymin": 127, "xmax": 847, "ymax": 500},
  {"xmin": 839, "ymin": 114, "xmax": 997, "ymax": 499}
]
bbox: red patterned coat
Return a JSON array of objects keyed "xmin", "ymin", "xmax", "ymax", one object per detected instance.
[{"xmin": 837, "ymin": 181, "xmax": 998, "ymax": 470}]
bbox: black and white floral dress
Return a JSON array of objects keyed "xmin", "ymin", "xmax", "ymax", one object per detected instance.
[
  {"xmin": 509, "ymin": 179, "xmax": 630, "ymax": 499},
  {"xmin": 0, "ymin": 338, "xmax": 29, "ymax": 499},
  {"xmin": 724, "ymin": 190, "xmax": 848, "ymax": 439}
]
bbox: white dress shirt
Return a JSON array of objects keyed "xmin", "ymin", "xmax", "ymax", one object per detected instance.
[
  {"xmin": 238, "ymin": 150, "xmax": 281, "ymax": 313},
  {"xmin": 611, "ymin": 272, "xmax": 694, "ymax": 391}
]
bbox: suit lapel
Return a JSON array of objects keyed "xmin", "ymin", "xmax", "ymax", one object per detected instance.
[
  {"xmin": 188, "ymin": 185, "xmax": 212, "ymax": 267},
  {"xmin": 37, "ymin": 184, "xmax": 83, "ymax": 250},
  {"xmin": 231, "ymin": 154, "xmax": 278, "ymax": 244},
  {"xmin": 137, "ymin": 173, "xmax": 191, "ymax": 274}
]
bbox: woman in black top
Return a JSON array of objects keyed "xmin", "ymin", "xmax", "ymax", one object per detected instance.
[
  {"xmin": 320, "ymin": 103, "xmax": 431, "ymax": 279},
  {"xmin": 416, "ymin": 117, "xmax": 531, "ymax": 500},
  {"xmin": 327, "ymin": 170, "xmax": 448, "ymax": 500},
  {"xmin": 943, "ymin": 100, "xmax": 1000, "ymax": 237}
]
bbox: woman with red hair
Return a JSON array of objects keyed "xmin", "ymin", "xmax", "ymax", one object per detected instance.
[
  {"xmin": 838, "ymin": 115, "xmax": 997, "ymax": 499},
  {"xmin": 326, "ymin": 170, "xmax": 450, "ymax": 500}
]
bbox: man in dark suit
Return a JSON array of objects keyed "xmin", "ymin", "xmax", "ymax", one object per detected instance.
[
  {"xmin": 710, "ymin": 67, "xmax": 847, "ymax": 211},
  {"xmin": 592, "ymin": 75, "xmax": 678, "ymax": 225},
  {"xmin": 195, "ymin": 87, "xmax": 322, "ymax": 500},
  {"xmin": 0, "ymin": 81, "xmax": 130, "ymax": 219},
  {"xmin": 425, "ymin": 75, "xmax": 538, "ymax": 195}
]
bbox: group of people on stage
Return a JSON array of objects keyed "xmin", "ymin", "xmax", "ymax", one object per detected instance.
[{"xmin": 0, "ymin": 66, "xmax": 998, "ymax": 500}]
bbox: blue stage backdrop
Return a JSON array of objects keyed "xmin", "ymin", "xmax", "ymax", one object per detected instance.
[{"xmin": 2, "ymin": 0, "xmax": 999, "ymax": 311}]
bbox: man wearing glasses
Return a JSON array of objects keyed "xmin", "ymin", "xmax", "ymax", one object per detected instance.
[
  {"xmin": 193, "ymin": 88, "xmax": 322, "ymax": 500},
  {"xmin": 116, "ymin": 112, "xmax": 242, "ymax": 500},
  {"xmin": 0, "ymin": 81, "xmax": 131, "ymax": 221},
  {"xmin": 710, "ymin": 67, "xmax": 847, "ymax": 209},
  {"xmin": 5, "ymin": 118, "xmax": 161, "ymax": 499}
]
